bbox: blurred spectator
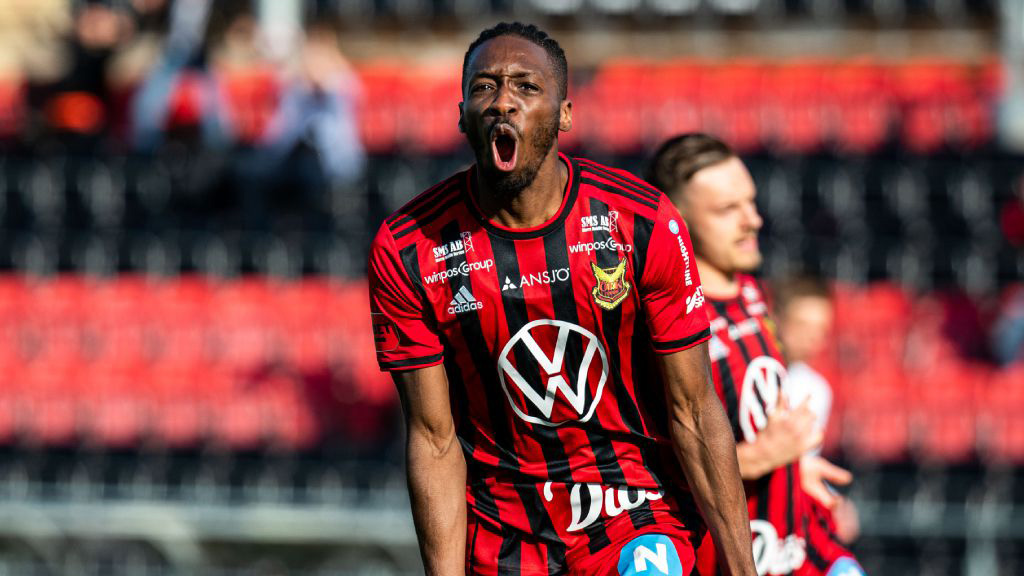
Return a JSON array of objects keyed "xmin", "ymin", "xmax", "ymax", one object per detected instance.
[
  {"xmin": 775, "ymin": 276, "xmax": 835, "ymax": 437},
  {"xmin": 231, "ymin": 18, "xmax": 365, "ymax": 230},
  {"xmin": 993, "ymin": 285, "xmax": 1024, "ymax": 365},
  {"xmin": 33, "ymin": 1, "xmax": 134, "ymax": 150},
  {"xmin": 0, "ymin": 0, "xmax": 71, "ymax": 83},
  {"xmin": 131, "ymin": 0, "xmax": 230, "ymax": 151},
  {"xmin": 260, "ymin": 20, "xmax": 365, "ymax": 189},
  {"xmin": 775, "ymin": 276, "xmax": 861, "ymax": 545}
]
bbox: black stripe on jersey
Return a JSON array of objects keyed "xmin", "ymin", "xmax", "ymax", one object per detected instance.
[
  {"xmin": 710, "ymin": 302, "xmax": 743, "ymax": 440},
  {"xmin": 815, "ymin": 500, "xmax": 851, "ymax": 550},
  {"xmin": 584, "ymin": 199, "xmax": 645, "ymax": 438},
  {"xmin": 379, "ymin": 353, "xmax": 443, "ymax": 370},
  {"xmin": 541, "ymin": 222, "xmax": 619, "ymax": 550},
  {"xmin": 389, "ymin": 187, "xmax": 460, "ymax": 235},
  {"xmin": 631, "ymin": 215, "xmax": 654, "ymax": 285},
  {"xmin": 490, "ymin": 234, "xmax": 567, "ymax": 550},
  {"xmin": 386, "ymin": 175, "xmax": 460, "ymax": 226},
  {"xmin": 650, "ymin": 327, "xmax": 711, "ymax": 352},
  {"xmin": 803, "ymin": 513, "xmax": 830, "ymax": 571},
  {"xmin": 628, "ymin": 214, "xmax": 673, "ymax": 491},
  {"xmin": 439, "ymin": 222, "xmax": 521, "ymax": 476},
  {"xmin": 400, "ymin": 243, "xmax": 428, "ymax": 297},
  {"xmin": 578, "ymin": 160, "xmax": 660, "ymax": 200},
  {"xmin": 392, "ymin": 192, "xmax": 463, "ymax": 240},
  {"xmin": 579, "ymin": 485, "xmax": 612, "ymax": 554},
  {"xmin": 755, "ymin": 475, "xmax": 772, "ymax": 527},
  {"xmin": 581, "ymin": 178, "xmax": 659, "ymax": 211},
  {"xmin": 585, "ymin": 199, "xmax": 655, "ymax": 531},
  {"xmin": 786, "ymin": 465, "xmax": 795, "ymax": 536},
  {"xmin": 497, "ymin": 528, "xmax": 521, "ymax": 576}
]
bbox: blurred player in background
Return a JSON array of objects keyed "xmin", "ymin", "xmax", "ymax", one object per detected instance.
[
  {"xmin": 774, "ymin": 278, "xmax": 861, "ymax": 546},
  {"xmin": 369, "ymin": 22, "xmax": 755, "ymax": 576},
  {"xmin": 647, "ymin": 133, "xmax": 863, "ymax": 576}
]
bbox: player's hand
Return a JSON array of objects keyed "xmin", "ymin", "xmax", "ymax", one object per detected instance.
[
  {"xmin": 800, "ymin": 455, "xmax": 853, "ymax": 510},
  {"xmin": 833, "ymin": 496, "xmax": 861, "ymax": 544},
  {"xmin": 763, "ymin": 396, "xmax": 822, "ymax": 465}
]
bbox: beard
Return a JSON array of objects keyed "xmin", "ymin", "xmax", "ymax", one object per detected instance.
[{"xmin": 469, "ymin": 112, "xmax": 560, "ymax": 199}]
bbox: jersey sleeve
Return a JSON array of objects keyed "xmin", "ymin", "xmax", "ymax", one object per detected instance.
[
  {"xmin": 639, "ymin": 199, "xmax": 711, "ymax": 354},
  {"xmin": 367, "ymin": 222, "xmax": 444, "ymax": 371}
]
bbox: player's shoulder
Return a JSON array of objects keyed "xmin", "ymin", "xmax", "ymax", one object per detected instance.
[
  {"xmin": 573, "ymin": 156, "xmax": 667, "ymax": 219},
  {"xmin": 375, "ymin": 169, "xmax": 470, "ymax": 249}
]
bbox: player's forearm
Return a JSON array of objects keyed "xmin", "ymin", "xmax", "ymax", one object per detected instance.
[
  {"xmin": 406, "ymin": 426, "xmax": 467, "ymax": 576},
  {"xmin": 670, "ymin": 387, "xmax": 755, "ymax": 576}
]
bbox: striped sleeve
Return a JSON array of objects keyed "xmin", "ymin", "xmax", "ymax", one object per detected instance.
[
  {"xmin": 639, "ymin": 198, "xmax": 710, "ymax": 354},
  {"xmin": 367, "ymin": 222, "xmax": 444, "ymax": 371}
]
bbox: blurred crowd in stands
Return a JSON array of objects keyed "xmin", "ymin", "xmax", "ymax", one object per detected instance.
[
  {"xmin": 0, "ymin": 0, "xmax": 1021, "ymax": 460},
  {"xmin": 0, "ymin": 0, "xmax": 365, "ymax": 228}
]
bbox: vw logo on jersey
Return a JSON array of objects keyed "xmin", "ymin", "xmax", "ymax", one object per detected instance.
[
  {"xmin": 498, "ymin": 319, "xmax": 609, "ymax": 427},
  {"xmin": 739, "ymin": 356, "xmax": 790, "ymax": 443}
]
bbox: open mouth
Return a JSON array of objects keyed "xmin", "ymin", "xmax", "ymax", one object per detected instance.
[{"xmin": 491, "ymin": 125, "xmax": 518, "ymax": 172}]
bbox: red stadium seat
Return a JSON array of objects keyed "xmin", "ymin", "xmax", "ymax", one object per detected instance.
[
  {"xmin": 977, "ymin": 366, "xmax": 1024, "ymax": 464},
  {"xmin": 357, "ymin": 63, "xmax": 406, "ymax": 153},
  {"xmin": 407, "ymin": 69, "xmax": 463, "ymax": 154},
  {"xmin": 830, "ymin": 60, "xmax": 891, "ymax": 153},
  {"xmin": 843, "ymin": 405, "xmax": 909, "ymax": 463},
  {"xmin": 764, "ymin": 60, "xmax": 829, "ymax": 153},
  {"xmin": 644, "ymin": 60, "xmax": 703, "ymax": 144},
  {"xmin": 700, "ymin": 61, "xmax": 764, "ymax": 153}
]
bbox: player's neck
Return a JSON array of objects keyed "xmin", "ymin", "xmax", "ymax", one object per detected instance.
[
  {"xmin": 476, "ymin": 148, "xmax": 567, "ymax": 230},
  {"xmin": 696, "ymin": 257, "xmax": 741, "ymax": 299}
]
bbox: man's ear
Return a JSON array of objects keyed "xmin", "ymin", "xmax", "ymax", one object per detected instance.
[
  {"xmin": 458, "ymin": 102, "xmax": 465, "ymax": 133},
  {"xmin": 559, "ymin": 100, "xmax": 572, "ymax": 132}
]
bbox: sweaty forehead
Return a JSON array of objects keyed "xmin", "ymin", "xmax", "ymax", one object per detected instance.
[{"xmin": 466, "ymin": 35, "xmax": 553, "ymax": 80}]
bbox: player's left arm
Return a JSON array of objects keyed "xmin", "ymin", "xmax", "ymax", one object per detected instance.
[
  {"xmin": 659, "ymin": 344, "xmax": 755, "ymax": 576},
  {"xmin": 639, "ymin": 196, "xmax": 754, "ymax": 574}
]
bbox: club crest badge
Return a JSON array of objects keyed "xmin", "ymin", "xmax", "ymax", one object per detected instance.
[{"xmin": 590, "ymin": 258, "xmax": 631, "ymax": 311}]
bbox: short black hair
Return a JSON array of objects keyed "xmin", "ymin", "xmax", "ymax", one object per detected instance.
[
  {"xmin": 462, "ymin": 22, "xmax": 568, "ymax": 101},
  {"xmin": 646, "ymin": 133, "xmax": 735, "ymax": 199}
]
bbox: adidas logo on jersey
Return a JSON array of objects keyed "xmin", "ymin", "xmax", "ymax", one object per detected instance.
[{"xmin": 448, "ymin": 286, "xmax": 483, "ymax": 315}]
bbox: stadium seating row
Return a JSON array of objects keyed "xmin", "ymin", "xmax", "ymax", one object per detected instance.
[
  {"xmin": 0, "ymin": 276, "xmax": 394, "ymax": 451},
  {"xmin": 356, "ymin": 58, "xmax": 1000, "ymax": 154},
  {"xmin": 0, "ymin": 59, "xmax": 1000, "ymax": 154},
  {"xmin": 822, "ymin": 283, "xmax": 1024, "ymax": 465},
  {"xmin": 0, "ymin": 275, "xmax": 1022, "ymax": 464}
]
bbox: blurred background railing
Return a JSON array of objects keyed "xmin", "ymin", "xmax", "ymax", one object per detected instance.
[{"xmin": 0, "ymin": 0, "xmax": 1022, "ymax": 575}]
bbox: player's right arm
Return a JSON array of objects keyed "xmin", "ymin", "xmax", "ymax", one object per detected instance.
[
  {"xmin": 367, "ymin": 222, "xmax": 465, "ymax": 574},
  {"xmin": 392, "ymin": 365, "xmax": 467, "ymax": 576}
]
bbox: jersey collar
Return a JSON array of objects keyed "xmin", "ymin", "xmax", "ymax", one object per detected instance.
[{"xmin": 464, "ymin": 152, "xmax": 580, "ymax": 240}]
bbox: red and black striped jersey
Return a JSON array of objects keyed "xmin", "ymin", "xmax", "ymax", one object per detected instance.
[
  {"xmin": 368, "ymin": 153, "xmax": 710, "ymax": 538},
  {"xmin": 705, "ymin": 275, "xmax": 811, "ymax": 575}
]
